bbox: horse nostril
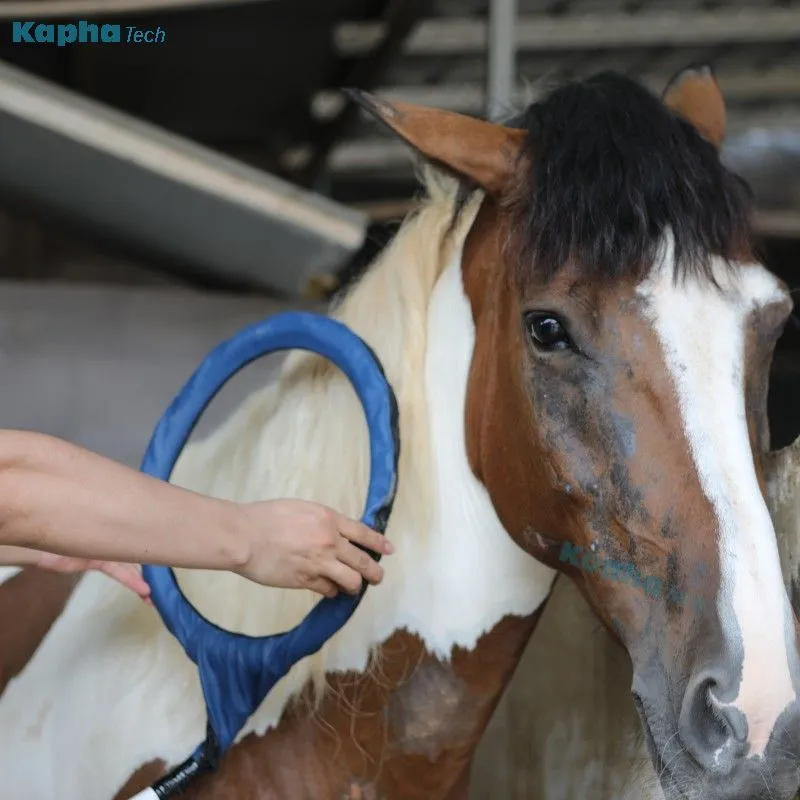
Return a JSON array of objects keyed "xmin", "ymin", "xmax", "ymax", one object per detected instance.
[
  {"xmin": 708, "ymin": 685, "xmax": 748, "ymax": 743},
  {"xmin": 679, "ymin": 673, "xmax": 748, "ymax": 773}
]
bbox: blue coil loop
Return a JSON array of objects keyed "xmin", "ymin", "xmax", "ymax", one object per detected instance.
[{"xmin": 138, "ymin": 311, "xmax": 400, "ymax": 797}]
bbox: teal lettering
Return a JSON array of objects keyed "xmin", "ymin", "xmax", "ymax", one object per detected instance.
[
  {"xmin": 76, "ymin": 21, "xmax": 98, "ymax": 43},
  {"xmin": 100, "ymin": 24, "xmax": 120, "ymax": 43},
  {"xmin": 667, "ymin": 584, "xmax": 686, "ymax": 608},
  {"xmin": 126, "ymin": 25, "xmax": 164, "ymax": 43},
  {"xmin": 12, "ymin": 19, "xmax": 120, "ymax": 46},
  {"xmin": 643, "ymin": 575, "xmax": 664, "ymax": 598},
  {"xmin": 11, "ymin": 22, "xmax": 35, "ymax": 43},
  {"xmin": 57, "ymin": 24, "xmax": 77, "ymax": 47},
  {"xmin": 581, "ymin": 552, "xmax": 600, "ymax": 573},
  {"xmin": 558, "ymin": 541, "xmax": 582, "ymax": 568},
  {"xmin": 621, "ymin": 562, "xmax": 645, "ymax": 589},
  {"xmin": 692, "ymin": 596, "xmax": 706, "ymax": 613},
  {"xmin": 601, "ymin": 559, "xmax": 624, "ymax": 582},
  {"xmin": 36, "ymin": 23, "xmax": 54, "ymax": 43}
]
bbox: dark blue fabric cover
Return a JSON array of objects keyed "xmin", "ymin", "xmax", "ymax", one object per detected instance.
[{"xmin": 140, "ymin": 311, "xmax": 399, "ymax": 756}]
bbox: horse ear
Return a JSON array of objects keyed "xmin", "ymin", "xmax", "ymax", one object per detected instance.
[
  {"xmin": 662, "ymin": 64, "xmax": 726, "ymax": 148},
  {"xmin": 344, "ymin": 88, "xmax": 527, "ymax": 195}
]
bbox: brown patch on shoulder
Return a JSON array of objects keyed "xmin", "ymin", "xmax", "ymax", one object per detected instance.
[
  {"xmin": 134, "ymin": 612, "xmax": 545, "ymax": 800},
  {"xmin": 0, "ymin": 569, "xmax": 80, "ymax": 696},
  {"xmin": 340, "ymin": 780, "xmax": 381, "ymax": 800},
  {"xmin": 387, "ymin": 661, "xmax": 476, "ymax": 760},
  {"xmin": 113, "ymin": 760, "xmax": 167, "ymax": 799}
]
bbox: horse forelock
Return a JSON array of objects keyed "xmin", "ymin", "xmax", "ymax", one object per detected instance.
[{"xmin": 452, "ymin": 71, "xmax": 754, "ymax": 294}]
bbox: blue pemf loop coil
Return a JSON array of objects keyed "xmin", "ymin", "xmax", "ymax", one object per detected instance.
[{"xmin": 138, "ymin": 311, "xmax": 400, "ymax": 798}]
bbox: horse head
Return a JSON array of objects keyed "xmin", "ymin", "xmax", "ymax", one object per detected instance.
[{"xmin": 353, "ymin": 66, "xmax": 800, "ymax": 799}]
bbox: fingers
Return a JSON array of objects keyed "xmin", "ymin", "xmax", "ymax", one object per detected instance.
[
  {"xmin": 336, "ymin": 514, "xmax": 393, "ymax": 556},
  {"xmin": 307, "ymin": 577, "xmax": 339, "ymax": 599},
  {"xmin": 335, "ymin": 539, "xmax": 384, "ymax": 587},
  {"xmin": 323, "ymin": 560, "xmax": 365, "ymax": 595},
  {"xmin": 35, "ymin": 555, "xmax": 152, "ymax": 601},
  {"xmin": 98, "ymin": 562, "xmax": 152, "ymax": 600}
]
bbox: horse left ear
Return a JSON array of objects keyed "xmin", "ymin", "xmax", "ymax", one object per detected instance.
[
  {"xmin": 344, "ymin": 88, "xmax": 527, "ymax": 196},
  {"xmin": 662, "ymin": 64, "xmax": 726, "ymax": 148}
]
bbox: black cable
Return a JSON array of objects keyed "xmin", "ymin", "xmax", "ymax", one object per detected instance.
[{"xmin": 151, "ymin": 728, "xmax": 220, "ymax": 798}]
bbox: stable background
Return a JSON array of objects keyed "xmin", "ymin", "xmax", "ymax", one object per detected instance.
[{"xmin": 0, "ymin": 1, "xmax": 797, "ymax": 796}]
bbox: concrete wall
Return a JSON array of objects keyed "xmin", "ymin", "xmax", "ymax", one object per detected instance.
[{"xmin": 0, "ymin": 282, "xmax": 310, "ymax": 466}]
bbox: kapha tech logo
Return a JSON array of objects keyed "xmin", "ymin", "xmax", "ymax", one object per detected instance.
[{"xmin": 12, "ymin": 21, "xmax": 166, "ymax": 46}]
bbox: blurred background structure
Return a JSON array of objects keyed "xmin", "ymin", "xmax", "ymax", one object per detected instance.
[
  {"xmin": 0, "ymin": 1, "xmax": 799, "ymax": 290},
  {"xmin": 0, "ymin": 0, "xmax": 796, "ymax": 443},
  {"xmin": 0, "ymin": 2, "xmax": 798, "ymax": 796}
]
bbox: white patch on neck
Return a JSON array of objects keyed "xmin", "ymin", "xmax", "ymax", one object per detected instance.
[
  {"xmin": 0, "ymin": 249, "xmax": 554, "ymax": 800},
  {"xmin": 408, "ymin": 250, "xmax": 556, "ymax": 650},
  {"xmin": 637, "ymin": 238, "xmax": 797, "ymax": 758}
]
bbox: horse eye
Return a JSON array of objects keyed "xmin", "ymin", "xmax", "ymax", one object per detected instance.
[{"xmin": 526, "ymin": 313, "xmax": 572, "ymax": 351}]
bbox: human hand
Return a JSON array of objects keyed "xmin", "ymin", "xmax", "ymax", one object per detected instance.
[
  {"xmin": 34, "ymin": 552, "xmax": 152, "ymax": 602},
  {"xmin": 235, "ymin": 499, "xmax": 394, "ymax": 597}
]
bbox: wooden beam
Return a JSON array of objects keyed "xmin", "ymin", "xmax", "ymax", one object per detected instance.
[
  {"xmin": 0, "ymin": 0, "xmax": 272, "ymax": 16},
  {"xmin": 336, "ymin": 8, "xmax": 800, "ymax": 55},
  {"xmin": 314, "ymin": 68, "xmax": 800, "ymax": 122}
]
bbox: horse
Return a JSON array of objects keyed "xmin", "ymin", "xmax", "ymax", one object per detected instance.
[{"xmin": 1, "ymin": 65, "xmax": 799, "ymax": 800}]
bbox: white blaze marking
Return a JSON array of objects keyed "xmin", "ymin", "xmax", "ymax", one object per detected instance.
[{"xmin": 638, "ymin": 238, "xmax": 796, "ymax": 757}]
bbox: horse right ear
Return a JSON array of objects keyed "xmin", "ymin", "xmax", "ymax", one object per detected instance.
[
  {"xmin": 662, "ymin": 64, "xmax": 726, "ymax": 148},
  {"xmin": 344, "ymin": 88, "xmax": 527, "ymax": 196}
]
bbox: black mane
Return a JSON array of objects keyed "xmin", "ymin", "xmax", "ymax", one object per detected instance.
[{"xmin": 463, "ymin": 71, "xmax": 754, "ymax": 284}]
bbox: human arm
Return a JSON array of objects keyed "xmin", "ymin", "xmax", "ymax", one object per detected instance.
[{"xmin": 0, "ymin": 430, "xmax": 392, "ymax": 598}]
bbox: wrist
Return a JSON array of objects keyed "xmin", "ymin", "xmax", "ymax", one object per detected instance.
[{"xmin": 219, "ymin": 501, "xmax": 254, "ymax": 574}]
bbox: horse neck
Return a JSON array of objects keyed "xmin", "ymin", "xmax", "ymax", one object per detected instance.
[
  {"xmin": 140, "ymin": 238, "xmax": 558, "ymax": 800},
  {"xmin": 169, "ymin": 203, "xmax": 555, "ymax": 740}
]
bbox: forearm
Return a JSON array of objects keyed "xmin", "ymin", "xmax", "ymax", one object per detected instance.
[{"xmin": 0, "ymin": 430, "xmax": 250, "ymax": 570}]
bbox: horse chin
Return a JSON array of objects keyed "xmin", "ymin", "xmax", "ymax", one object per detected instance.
[
  {"xmin": 633, "ymin": 691, "xmax": 707, "ymax": 800},
  {"xmin": 632, "ymin": 693, "xmax": 685, "ymax": 799}
]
